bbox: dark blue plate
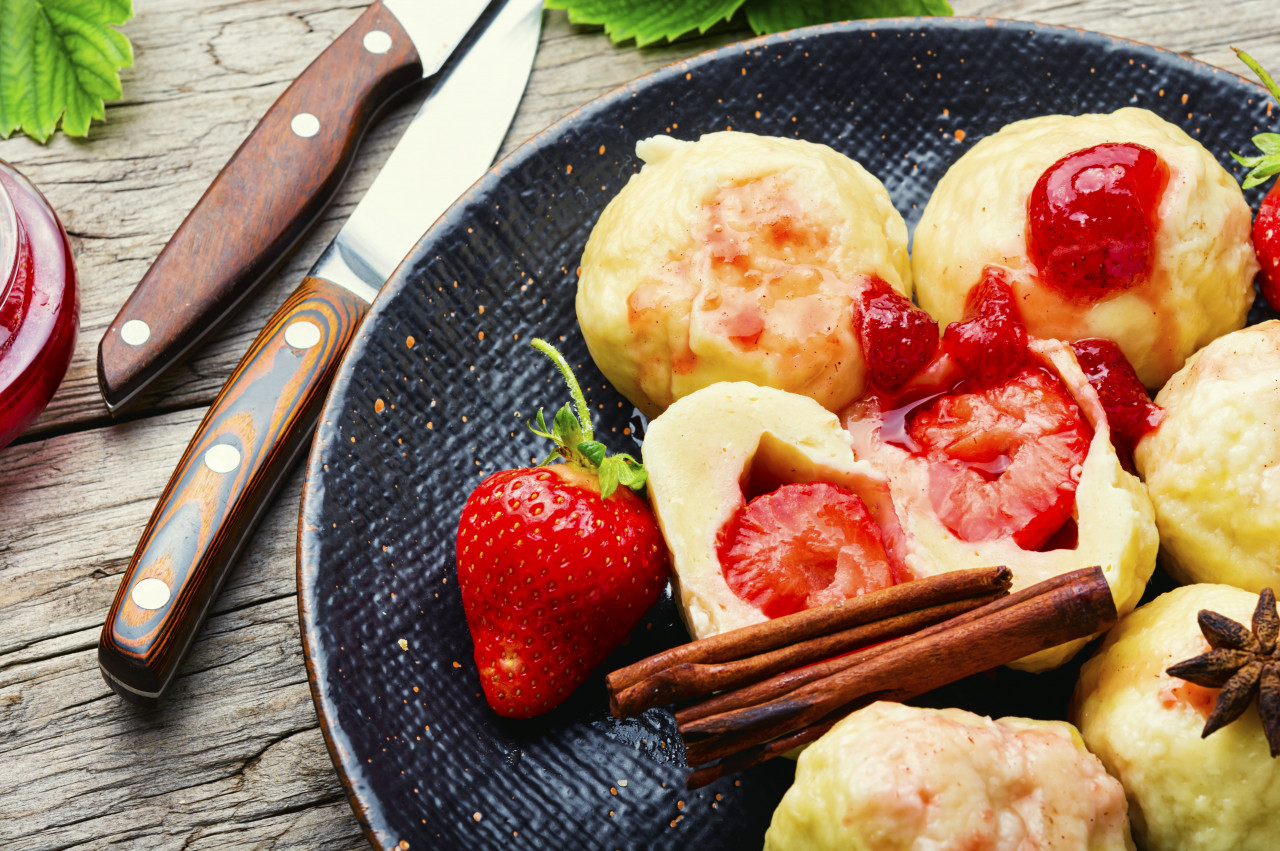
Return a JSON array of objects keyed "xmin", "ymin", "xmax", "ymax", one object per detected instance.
[{"xmin": 298, "ymin": 17, "xmax": 1276, "ymax": 850}]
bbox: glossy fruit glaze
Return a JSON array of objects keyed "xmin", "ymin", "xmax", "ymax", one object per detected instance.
[
  {"xmin": 0, "ymin": 161, "xmax": 77, "ymax": 450},
  {"xmin": 858, "ymin": 271, "xmax": 1092, "ymax": 550},
  {"xmin": 1069, "ymin": 337, "xmax": 1163, "ymax": 466},
  {"xmin": 1027, "ymin": 142, "xmax": 1168, "ymax": 302},
  {"xmin": 717, "ymin": 482, "xmax": 897, "ymax": 618},
  {"xmin": 854, "ymin": 276, "xmax": 939, "ymax": 390}
]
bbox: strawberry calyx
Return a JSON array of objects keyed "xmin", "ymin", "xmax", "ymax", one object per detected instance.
[
  {"xmin": 527, "ymin": 338, "xmax": 647, "ymax": 498},
  {"xmin": 1231, "ymin": 49, "xmax": 1280, "ymax": 190}
]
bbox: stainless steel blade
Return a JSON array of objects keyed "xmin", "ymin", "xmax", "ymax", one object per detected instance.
[
  {"xmin": 384, "ymin": 0, "xmax": 494, "ymax": 80},
  {"xmin": 312, "ymin": 0, "xmax": 543, "ymax": 302}
]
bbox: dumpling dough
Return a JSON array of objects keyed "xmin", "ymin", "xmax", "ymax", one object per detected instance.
[
  {"xmin": 765, "ymin": 702, "xmax": 1133, "ymax": 851},
  {"xmin": 576, "ymin": 131, "xmax": 912, "ymax": 418},
  {"xmin": 641, "ymin": 382, "xmax": 904, "ymax": 639},
  {"xmin": 843, "ymin": 339, "xmax": 1159, "ymax": 671},
  {"xmin": 912, "ymin": 108, "xmax": 1256, "ymax": 389},
  {"xmin": 1074, "ymin": 584, "xmax": 1280, "ymax": 851},
  {"xmin": 1134, "ymin": 321, "xmax": 1280, "ymax": 591}
]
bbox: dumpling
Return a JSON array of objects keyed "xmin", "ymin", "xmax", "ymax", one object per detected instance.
[
  {"xmin": 765, "ymin": 702, "xmax": 1133, "ymax": 851},
  {"xmin": 1134, "ymin": 321, "xmax": 1280, "ymax": 591},
  {"xmin": 912, "ymin": 108, "xmax": 1256, "ymax": 389},
  {"xmin": 1073, "ymin": 583, "xmax": 1280, "ymax": 851},
  {"xmin": 576, "ymin": 131, "xmax": 911, "ymax": 418}
]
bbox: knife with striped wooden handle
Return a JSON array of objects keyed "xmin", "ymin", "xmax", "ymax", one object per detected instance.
[{"xmin": 98, "ymin": 0, "xmax": 544, "ymax": 705}]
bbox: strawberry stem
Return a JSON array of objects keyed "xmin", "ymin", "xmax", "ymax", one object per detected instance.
[
  {"xmin": 527, "ymin": 338, "xmax": 649, "ymax": 498},
  {"xmin": 531, "ymin": 338, "xmax": 594, "ymax": 444}
]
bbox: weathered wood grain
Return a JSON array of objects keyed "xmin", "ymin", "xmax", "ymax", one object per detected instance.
[{"xmin": 1, "ymin": 1, "xmax": 1278, "ymax": 848}]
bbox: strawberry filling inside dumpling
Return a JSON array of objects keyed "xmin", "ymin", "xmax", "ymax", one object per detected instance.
[
  {"xmin": 717, "ymin": 482, "xmax": 899, "ymax": 618},
  {"xmin": 907, "ymin": 366, "xmax": 1091, "ymax": 550},
  {"xmin": 842, "ymin": 266, "xmax": 1158, "ymax": 670}
]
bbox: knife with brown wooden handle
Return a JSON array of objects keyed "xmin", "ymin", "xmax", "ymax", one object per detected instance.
[
  {"xmin": 96, "ymin": 0, "xmax": 494, "ymax": 414},
  {"xmin": 98, "ymin": 0, "xmax": 544, "ymax": 705}
]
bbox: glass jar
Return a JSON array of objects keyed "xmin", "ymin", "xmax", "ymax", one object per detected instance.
[{"xmin": 0, "ymin": 160, "xmax": 78, "ymax": 450}]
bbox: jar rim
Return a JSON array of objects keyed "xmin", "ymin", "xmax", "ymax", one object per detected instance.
[{"xmin": 0, "ymin": 175, "xmax": 17, "ymax": 310}]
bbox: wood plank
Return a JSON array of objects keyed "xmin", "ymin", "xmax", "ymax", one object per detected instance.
[{"xmin": 2, "ymin": 2, "xmax": 1279, "ymax": 848}]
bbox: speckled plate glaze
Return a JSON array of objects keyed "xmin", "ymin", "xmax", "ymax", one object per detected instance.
[{"xmin": 298, "ymin": 17, "xmax": 1278, "ymax": 850}]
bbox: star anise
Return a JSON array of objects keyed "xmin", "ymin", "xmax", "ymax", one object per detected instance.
[{"xmin": 1166, "ymin": 587, "xmax": 1280, "ymax": 757}]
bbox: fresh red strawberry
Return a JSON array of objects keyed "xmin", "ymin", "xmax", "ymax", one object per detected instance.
[
  {"xmin": 1232, "ymin": 50, "xmax": 1280, "ymax": 310},
  {"xmin": 455, "ymin": 340, "xmax": 669, "ymax": 719},
  {"xmin": 1070, "ymin": 337, "xmax": 1163, "ymax": 466},
  {"xmin": 1255, "ymin": 181, "xmax": 1280, "ymax": 311},
  {"xmin": 908, "ymin": 366, "xmax": 1092, "ymax": 549},
  {"xmin": 942, "ymin": 266, "xmax": 1029, "ymax": 384},
  {"xmin": 716, "ymin": 482, "xmax": 896, "ymax": 619},
  {"xmin": 854, "ymin": 276, "xmax": 939, "ymax": 390}
]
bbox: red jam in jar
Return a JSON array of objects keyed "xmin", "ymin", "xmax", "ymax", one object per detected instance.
[{"xmin": 0, "ymin": 160, "xmax": 78, "ymax": 450}]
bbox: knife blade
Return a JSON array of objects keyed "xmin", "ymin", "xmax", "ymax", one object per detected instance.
[
  {"xmin": 97, "ymin": 0, "xmax": 496, "ymax": 414},
  {"xmin": 98, "ymin": 0, "xmax": 544, "ymax": 706}
]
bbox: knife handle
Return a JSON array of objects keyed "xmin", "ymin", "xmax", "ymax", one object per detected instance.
[
  {"xmin": 98, "ymin": 0, "xmax": 419, "ymax": 412},
  {"xmin": 98, "ymin": 277, "xmax": 369, "ymax": 705}
]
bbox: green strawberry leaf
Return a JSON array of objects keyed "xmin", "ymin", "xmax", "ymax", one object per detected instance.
[
  {"xmin": 0, "ymin": 0, "xmax": 134, "ymax": 143},
  {"xmin": 529, "ymin": 338, "xmax": 651, "ymax": 496},
  {"xmin": 543, "ymin": 0, "xmax": 743, "ymax": 47},
  {"xmin": 577, "ymin": 440, "xmax": 608, "ymax": 467},
  {"xmin": 545, "ymin": 0, "xmax": 951, "ymax": 46},
  {"xmin": 743, "ymin": 0, "xmax": 952, "ymax": 34},
  {"xmin": 1233, "ymin": 49, "xmax": 1280, "ymax": 191}
]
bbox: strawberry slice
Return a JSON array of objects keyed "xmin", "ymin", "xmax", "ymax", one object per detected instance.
[
  {"xmin": 855, "ymin": 276, "xmax": 939, "ymax": 390},
  {"xmin": 1026, "ymin": 142, "xmax": 1168, "ymax": 301},
  {"xmin": 716, "ymin": 482, "xmax": 896, "ymax": 618},
  {"xmin": 455, "ymin": 340, "xmax": 669, "ymax": 719},
  {"xmin": 908, "ymin": 366, "xmax": 1092, "ymax": 549},
  {"xmin": 1070, "ymin": 337, "xmax": 1163, "ymax": 465},
  {"xmin": 943, "ymin": 266, "xmax": 1028, "ymax": 384}
]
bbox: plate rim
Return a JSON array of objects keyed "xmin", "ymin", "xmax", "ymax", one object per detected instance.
[{"xmin": 296, "ymin": 15, "xmax": 1266, "ymax": 849}]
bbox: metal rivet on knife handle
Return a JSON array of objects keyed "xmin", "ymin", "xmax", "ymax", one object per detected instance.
[
  {"xmin": 364, "ymin": 30, "xmax": 392, "ymax": 54},
  {"xmin": 284, "ymin": 319, "xmax": 322, "ymax": 349},
  {"xmin": 120, "ymin": 319, "xmax": 150, "ymax": 346},
  {"xmin": 130, "ymin": 578, "xmax": 172, "ymax": 611},
  {"xmin": 291, "ymin": 113, "xmax": 321, "ymax": 138},
  {"xmin": 203, "ymin": 444, "xmax": 242, "ymax": 474}
]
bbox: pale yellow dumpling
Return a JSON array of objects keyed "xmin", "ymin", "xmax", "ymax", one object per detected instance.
[
  {"xmin": 766, "ymin": 702, "xmax": 1133, "ymax": 851},
  {"xmin": 1135, "ymin": 321, "xmax": 1280, "ymax": 591},
  {"xmin": 641, "ymin": 382, "xmax": 903, "ymax": 638},
  {"xmin": 576, "ymin": 131, "xmax": 911, "ymax": 418},
  {"xmin": 912, "ymin": 108, "xmax": 1256, "ymax": 389},
  {"xmin": 1074, "ymin": 584, "xmax": 1280, "ymax": 851},
  {"xmin": 842, "ymin": 339, "xmax": 1158, "ymax": 671}
]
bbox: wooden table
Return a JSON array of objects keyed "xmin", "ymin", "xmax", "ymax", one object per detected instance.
[{"xmin": 1, "ymin": 1, "xmax": 1276, "ymax": 847}]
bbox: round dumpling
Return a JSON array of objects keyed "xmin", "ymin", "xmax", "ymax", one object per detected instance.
[
  {"xmin": 912, "ymin": 108, "xmax": 1256, "ymax": 389},
  {"xmin": 1073, "ymin": 584, "xmax": 1280, "ymax": 851},
  {"xmin": 765, "ymin": 702, "xmax": 1133, "ymax": 851},
  {"xmin": 576, "ymin": 131, "xmax": 911, "ymax": 418},
  {"xmin": 641, "ymin": 382, "xmax": 905, "ymax": 638},
  {"xmin": 842, "ymin": 338, "xmax": 1158, "ymax": 671},
  {"xmin": 1134, "ymin": 321, "xmax": 1280, "ymax": 591}
]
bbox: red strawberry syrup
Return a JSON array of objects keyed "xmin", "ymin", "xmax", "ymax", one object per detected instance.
[{"xmin": 1027, "ymin": 142, "xmax": 1169, "ymax": 302}]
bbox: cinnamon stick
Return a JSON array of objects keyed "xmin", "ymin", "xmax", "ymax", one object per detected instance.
[
  {"xmin": 675, "ymin": 566, "xmax": 1086, "ymax": 725},
  {"xmin": 679, "ymin": 567, "xmax": 1115, "ymax": 774},
  {"xmin": 607, "ymin": 565, "xmax": 1011, "ymax": 712},
  {"xmin": 612, "ymin": 592, "xmax": 1004, "ymax": 718}
]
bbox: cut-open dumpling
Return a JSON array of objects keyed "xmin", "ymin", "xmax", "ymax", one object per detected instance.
[
  {"xmin": 842, "ymin": 338, "xmax": 1158, "ymax": 670},
  {"xmin": 641, "ymin": 382, "xmax": 907, "ymax": 638}
]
